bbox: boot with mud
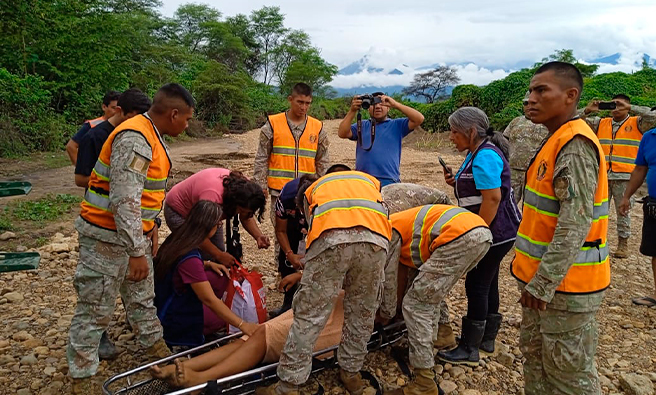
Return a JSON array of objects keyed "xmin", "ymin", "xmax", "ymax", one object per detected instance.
[
  {"xmin": 254, "ymin": 380, "xmax": 300, "ymax": 395},
  {"xmin": 479, "ymin": 313, "xmax": 502, "ymax": 356},
  {"xmin": 436, "ymin": 317, "xmax": 485, "ymax": 366},
  {"xmin": 383, "ymin": 368, "xmax": 443, "ymax": 395},
  {"xmin": 71, "ymin": 376, "xmax": 100, "ymax": 394},
  {"xmin": 613, "ymin": 237, "xmax": 629, "ymax": 259},
  {"xmin": 98, "ymin": 331, "xmax": 119, "ymax": 360},
  {"xmin": 433, "ymin": 323, "xmax": 457, "ymax": 351},
  {"xmin": 339, "ymin": 368, "xmax": 376, "ymax": 395},
  {"xmin": 146, "ymin": 338, "xmax": 171, "ymax": 359}
]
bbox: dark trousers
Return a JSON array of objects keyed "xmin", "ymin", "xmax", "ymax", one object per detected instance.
[
  {"xmin": 465, "ymin": 241, "xmax": 514, "ymax": 320},
  {"xmin": 277, "ymin": 228, "xmax": 303, "ymax": 278}
]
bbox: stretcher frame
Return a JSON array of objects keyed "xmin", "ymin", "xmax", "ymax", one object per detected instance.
[{"xmin": 103, "ymin": 320, "xmax": 406, "ymax": 395}]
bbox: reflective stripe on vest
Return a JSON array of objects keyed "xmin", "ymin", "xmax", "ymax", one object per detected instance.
[
  {"xmin": 305, "ymin": 171, "xmax": 391, "ymax": 248},
  {"xmin": 267, "ymin": 113, "xmax": 321, "ymax": 190},
  {"xmin": 409, "ymin": 206, "xmax": 471, "ymax": 267},
  {"xmin": 511, "ymin": 118, "xmax": 610, "ymax": 294},
  {"xmin": 80, "ymin": 114, "xmax": 171, "ymax": 232},
  {"xmin": 597, "ymin": 117, "xmax": 642, "ymax": 173}
]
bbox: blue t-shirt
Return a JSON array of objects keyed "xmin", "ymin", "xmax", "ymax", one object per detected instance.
[
  {"xmin": 635, "ymin": 129, "xmax": 656, "ymax": 198},
  {"xmin": 456, "ymin": 149, "xmax": 504, "ymax": 190},
  {"xmin": 71, "ymin": 122, "xmax": 92, "ymax": 143},
  {"xmin": 74, "ymin": 120, "xmax": 115, "ymax": 176},
  {"xmin": 350, "ymin": 118, "xmax": 412, "ymax": 183}
]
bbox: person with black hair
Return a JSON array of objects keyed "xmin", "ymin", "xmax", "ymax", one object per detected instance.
[
  {"xmin": 154, "ymin": 200, "xmax": 260, "ymax": 348},
  {"xmin": 437, "ymin": 106, "xmax": 521, "ymax": 366},
  {"xmin": 164, "ymin": 168, "xmax": 268, "ymax": 268},
  {"xmin": 268, "ymin": 164, "xmax": 351, "ymax": 318},
  {"xmin": 68, "ymin": 83, "xmax": 194, "ymax": 394},
  {"xmin": 253, "ymin": 82, "xmax": 330, "ymax": 261},
  {"xmin": 581, "ymin": 94, "xmax": 656, "ymax": 258},
  {"xmin": 66, "ymin": 90, "xmax": 121, "ymax": 165},
  {"xmin": 512, "ymin": 61, "xmax": 609, "ymax": 395},
  {"xmin": 74, "ymin": 88, "xmax": 152, "ymax": 188}
]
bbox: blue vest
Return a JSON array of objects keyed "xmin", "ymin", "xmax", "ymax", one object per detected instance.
[
  {"xmin": 455, "ymin": 140, "xmax": 521, "ymax": 245},
  {"xmin": 154, "ymin": 249, "xmax": 205, "ymax": 347}
]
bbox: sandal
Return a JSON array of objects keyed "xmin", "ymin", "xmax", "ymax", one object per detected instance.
[{"xmin": 631, "ymin": 296, "xmax": 656, "ymax": 307}]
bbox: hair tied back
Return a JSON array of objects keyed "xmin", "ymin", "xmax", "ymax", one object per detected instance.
[{"xmin": 486, "ymin": 127, "xmax": 494, "ymax": 136}]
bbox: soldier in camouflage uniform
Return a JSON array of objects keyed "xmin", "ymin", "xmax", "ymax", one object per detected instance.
[
  {"xmin": 256, "ymin": 171, "xmax": 390, "ymax": 395},
  {"xmin": 502, "ymin": 93, "xmax": 548, "ymax": 204},
  {"xmin": 515, "ymin": 62, "xmax": 608, "ymax": 395},
  {"xmin": 67, "ymin": 84, "xmax": 195, "ymax": 393},
  {"xmin": 381, "ymin": 206, "xmax": 492, "ymax": 395},
  {"xmin": 580, "ymin": 97, "xmax": 656, "ymax": 258},
  {"xmin": 381, "ymin": 183, "xmax": 456, "ymax": 350}
]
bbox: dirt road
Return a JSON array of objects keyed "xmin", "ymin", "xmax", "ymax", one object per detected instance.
[{"xmin": 0, "ymin": 120, "xmax": 655, "ymax": 394}]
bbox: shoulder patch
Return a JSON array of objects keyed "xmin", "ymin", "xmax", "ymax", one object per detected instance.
[
  {"xmin": 129, "ymin": 153, "xmax": 150, "ymax": 175},
  {"xmin": 536, "ymin": 160, "xmax": 548, "ymax": 181}
]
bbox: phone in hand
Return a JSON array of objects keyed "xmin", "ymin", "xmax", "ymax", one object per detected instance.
[
  {"xmin": 598, "ymin": 101, "xmax": 617, "ymax": 110},
  {"xmin": 438, "ymin": 156, "xmax": 452, "ymax": 176}
]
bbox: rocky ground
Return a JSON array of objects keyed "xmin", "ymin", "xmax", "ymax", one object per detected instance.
[{"xmin": 1, "ymin": 120, "xmax": 655, "ymax": 394}]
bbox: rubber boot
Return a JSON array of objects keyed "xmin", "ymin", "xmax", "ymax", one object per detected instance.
[
  {"xmin": 433, "ymin": 323, "xmax": 457, "ymax": 351},
  {"xmin": 269, "ymin": 285, "xmax": 297, "ymax": 319},
  {"xmin": 383, "ymin": 368, "xmax": 441, "ymax": 395},
  {"xmin": 436, "ymin": 317, "xmax": 486, "ymax": 366},
  {"xmin": 339, "ymin": 369, "xmax": 375, "ymax": 395},
  {"xmin": 479, "ymin": 313, "xmax": 502, "ymax": 356},
  {"xmin": 146, "ymin": 338, "xmax": 171, "ymax": 359},
  {"xmin": 613, "ymin": 237, "xmax": 629, "ymax": 259},
  {"xmin": 254, "ymin": 380, "xmax": 300, "ymax": 395},
  {"xmin": 71, "ymin": 377, "xmax": 100, "ymax": 394},
  {"xmin": 98, "ymin": 331, "xmax": 119, "ymax": 360}
]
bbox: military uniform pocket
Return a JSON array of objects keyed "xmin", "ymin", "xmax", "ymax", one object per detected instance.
[
  {"xmin": 542, "ymin": 318, "xmax": 597, "ymax": 372},
  {"xmin": 73, "ymin": 265, "xmax": 114, "ymax": 306}
]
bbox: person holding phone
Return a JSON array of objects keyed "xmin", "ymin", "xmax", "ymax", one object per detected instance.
[
  {"xmin": 581, "ymin": 95, "xmax": 656, "ymax": 258},
  {"xmin": 437, "ymin": 107, "xmax": 521, "ymax": 366}
]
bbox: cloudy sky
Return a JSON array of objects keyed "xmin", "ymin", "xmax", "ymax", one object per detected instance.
[{"xmin": 161, "ymin": 0, "xmax": 656, "ymax": 87}]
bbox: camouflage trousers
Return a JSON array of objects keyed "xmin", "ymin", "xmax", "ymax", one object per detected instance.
[
  {"xmin": 67, "ymin": 235, "xmax": 163, "ymax": 378},
  {"xmin": 406, "ymin": 269, "xmax": 450, "ymax": 327},
  {"xmin": 609, "ymin": 179, "xmax": 633, "ymax": 239},
  {"xmin": 277, "ymin": 242, "xmax": 386, "ymax": 385},
  {"xmin": 520, "ymin": 306, "xmax": 601, "ymax": 395},
  {"xmin": 403, "ymin": 228, "xmax": 492, "ymax": 369},
  {"xmin": 511, "ymin": 169, "xmax": 525, "ymax": 205}
]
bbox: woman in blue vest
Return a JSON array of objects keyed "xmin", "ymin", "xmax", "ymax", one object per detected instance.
[
  {"xmin": 437, "ymin": 107, "xmax": 521, "ymax": 365},
  {"xmin": 154, "ymin": 200, "xmax": 261, "ymax": 347}
]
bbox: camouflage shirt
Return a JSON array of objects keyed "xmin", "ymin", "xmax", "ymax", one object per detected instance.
[
  {"xmin": 503, "ymin": 115, "xmax": 549, "ymax": 171},
  {"xmin": 253, "ymin": 112, "xmax": 330, "ymax": 197},
  {"xmin": 580, "ymin": 105, "xmax": 656, "ymax": 181},
  {"xmin": 381, "ymin": 183, "xmax": 452, "ymax": 214},
  {"xmin": 75, "ymin": 131, "xmax": 160, "ymax": 257},
  {"xmin": 522, "ymin": 136, "xmax": 605, "ymax": 312}
]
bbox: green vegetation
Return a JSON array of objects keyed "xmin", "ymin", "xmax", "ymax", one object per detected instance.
[{"xmin": 0, "ymin": 194, "xmax": 82, "ymax": 229}]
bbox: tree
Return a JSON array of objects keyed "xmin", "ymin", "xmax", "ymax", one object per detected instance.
[
  {"xmin": 226, "ymin": 14, "xmax": 261, "ymax": 76},
  {"xmin": 271, "ymin": 30, "xmax": 312, "ymax": 85},
  {"xmin": 172, "ymin": 3, "xmax": 221, "ymax": 53},
  {"xmin": 537, "ymin": 49, "xmax": 599, "ymax": 78},
  {"xmin": 250, "ymin": 6, "xmax": 288, "ymax": 84},
  {"xmin": 403, "ymin": 66, "xmax": 460, "ymax": 103},
  {"xmin": 280, "ymin": 49, "xmax": 337, "ymax": 96}
]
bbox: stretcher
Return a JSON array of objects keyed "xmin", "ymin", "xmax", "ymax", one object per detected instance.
[
  {"xmin": 0, "ymin": 181, "xmax": 40, "ymax": 273},
  {"xmin": 103, "ymin": 321, "xmax": 407, "ymax": 395},
  {"xmin": 0, "ymin": 181, "xmax": 32, "ymax": 198}
]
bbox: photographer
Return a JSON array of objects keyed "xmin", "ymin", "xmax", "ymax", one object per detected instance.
[
  {"xmin": 337, "ymin": 93, "xmax": 424, "ymax": 187},
  {"xmin": 580, "ymin": 95, "xmax": 656, "ymax": 258}
]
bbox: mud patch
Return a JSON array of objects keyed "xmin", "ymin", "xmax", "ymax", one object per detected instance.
[{"xmin": 188, "ymin": 152, "xmax": 251, "ymax": 166}]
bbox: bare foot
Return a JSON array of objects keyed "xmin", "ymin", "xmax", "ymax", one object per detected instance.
[
  {"xmin": 173, "ymin": 358, "xmax": 205, "ymax": 389},
  {"xmin": 174, "ymin": 358, "xmax": 187, "ymax": 387},
  {"xmin": 149, "ymin": 364, "xmax": 176, "ymax": 382}
]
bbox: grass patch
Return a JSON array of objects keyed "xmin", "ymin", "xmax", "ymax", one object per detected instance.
[{"xmin": 0, "ymin": 193, "xmax": 81, "ymax": 229}]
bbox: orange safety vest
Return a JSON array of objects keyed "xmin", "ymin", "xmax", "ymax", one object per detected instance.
[
  {"xmin": 597, "ymin": 116, "xmax": 642, "ymax": 173},
  {"xmin": 304, "ymin": 171, "xmax": 392, "ymax": 248},
  {"xmin": 392, "ymin": 205, "xmax": 488, "ymax": 269},
  {"xmin": 511, "ymin": 119, "xmax": 610, "ymax": 294},
  {"xmin": 267, "ymin": 112, "xmax": 322, "ymax": 191},
  {"xmin": 80, "ymin": 114, "xmax": 171, "ymax": 233},
  {"xmin": 86, "ymin": 116, "xmax": 105, "ymax": 128}
]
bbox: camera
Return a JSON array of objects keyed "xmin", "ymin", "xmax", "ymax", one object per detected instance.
[
  {"xmin": 358, "ymin": 94, "xmax": 383, "ymax": 110},
  {"xmin": 598, "ymin": 101, "xmax": 617, "ymax": 110}
]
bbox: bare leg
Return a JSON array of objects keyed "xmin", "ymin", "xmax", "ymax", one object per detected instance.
[
  {"xmin": 183, "ymin": 339, "xmax": 245, "ymax": 372},
  {"xmin": 177, "ymin": 326, "xmax": 268, "ymax": 388}
]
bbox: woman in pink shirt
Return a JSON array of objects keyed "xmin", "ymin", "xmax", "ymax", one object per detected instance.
[
  {"xmin": 164, "ymin": 169, "xmax": 270, "ymax": 267},
  {"xmin": 154, "ymin": 201, "xmax": 261, "ymax": 347}
]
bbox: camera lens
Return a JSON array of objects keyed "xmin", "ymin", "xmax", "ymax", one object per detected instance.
[{"xmin": 361, "ymin": 101, "xmax": 370, "ymax": 109}]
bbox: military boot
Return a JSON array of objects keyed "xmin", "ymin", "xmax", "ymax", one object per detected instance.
[
  {"xmin": 433, "ymin": 323, "xmax": 457, "ymax": 351},
  {"xmin": 339, "ymin": 369, "xmax": 376, "ymax": 395},
  {"xmin": 383, "ymin": 368, "xmax": 442, "ymax": 395},
  {"xmin": 436, "ymin": 317, "xmax": 485, "ymax": 366},
  {"xmin": 99, "ymin": 331, "xmax": 119, "ymax": 360},
  {"xmin": 613, "ymin": 237, "xmax": 629, "ymax": 259},
  {"xmin": 479, "ymin": 313, "xmax": 502, "ymax": 356},
  {"xmin": 146, "ymin": 338, "xmax": 171, "ymax": 359},
  {"xmin": 254, "ymin": 381, "xmax": 300, "ymax": 395},
  {"xmin": 71, "ymin": 377, "xmax": 100, "ymax": 394}
]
